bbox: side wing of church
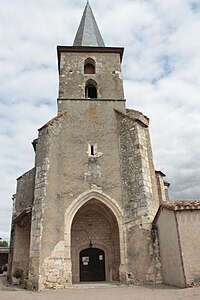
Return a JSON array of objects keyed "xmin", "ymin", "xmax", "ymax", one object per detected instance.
[{"xmin": 8, "ymin": 2, "xmax": 200, "ymax": 291}]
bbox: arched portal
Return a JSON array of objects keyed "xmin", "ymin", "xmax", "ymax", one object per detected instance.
[
  {"xmin": 71, "ymin": 199, "xmax": 120, "ymax": 283},
  {"xmin": 64, "ymin": 190, "xmax": 126, "ymax": 286}
]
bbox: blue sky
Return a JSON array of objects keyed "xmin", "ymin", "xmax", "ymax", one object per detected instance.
[{"xmin": 0, "ymin": 0, "xmax": 200, "ymax": 241}]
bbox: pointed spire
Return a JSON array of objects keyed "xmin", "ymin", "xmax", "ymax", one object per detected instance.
[{"xmin": 73, "ymin": 2, "xmax": 105, "ymax": 47}]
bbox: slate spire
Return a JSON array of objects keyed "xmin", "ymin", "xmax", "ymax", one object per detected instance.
[{"xmin": 73, "ymin": 2, "xmax": 105, "ymax": 47}]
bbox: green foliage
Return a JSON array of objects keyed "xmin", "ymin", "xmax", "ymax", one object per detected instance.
[
  {"xmin": 0, "ymin": 240, "xmax": 8, "ymax": 247},
  {"xmin": 13, "ymin": 267, "xmax": 23, "ymax": 278}
]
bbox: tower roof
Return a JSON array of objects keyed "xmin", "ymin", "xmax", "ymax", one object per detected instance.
[{"xmin": 73, "ymin": 2, "xmax": 105, "ymax": 47}]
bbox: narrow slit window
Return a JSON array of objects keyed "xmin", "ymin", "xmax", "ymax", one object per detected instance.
[
  {"xmin": 91, "ymin": 145, "xmax": 94, "ymax": 156},
  {"xmin": 88, "ymin": 143, "xmax": 98, "ymax": 157}
]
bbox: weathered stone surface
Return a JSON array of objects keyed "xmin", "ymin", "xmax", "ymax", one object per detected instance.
[
  {"xmin": 58, "ymin": 52, "xmax": 124, "ymax": 104},
  {"xmin": 14, "ymin": 168, "xmax": 35, "ymax": 214}
]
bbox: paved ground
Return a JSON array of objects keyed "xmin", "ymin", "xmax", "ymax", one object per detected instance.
[{"xmin": 1, "ymin": 276, "xmax": 200, "ymax": 300}]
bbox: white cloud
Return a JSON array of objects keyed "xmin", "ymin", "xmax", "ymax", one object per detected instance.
[{"xmin": 0, "ymin": 0, "xmax": 200, "ymax": 240}]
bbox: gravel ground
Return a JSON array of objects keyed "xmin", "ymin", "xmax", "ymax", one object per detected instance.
[{"xmin": 1, "ymin": 276, "xmax": 200, "ymax": 300}]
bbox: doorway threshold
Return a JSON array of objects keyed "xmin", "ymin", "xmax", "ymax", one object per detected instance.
[{"xmin": 72, "ymin": 282, "xmax": 120, "ymax": 289}]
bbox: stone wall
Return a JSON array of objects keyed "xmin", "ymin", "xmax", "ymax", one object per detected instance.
[
  {"xmin": 28, "ymin": 133, "xmax": 51, "ymax": 291},
  {"xmin": 15, "ymin": 168, "xmax": 35, "ymax": 214},
  {"xmin": 58, "ymin": 51, "xmax": 124, "ymax": 103},
  {"xmin": 12, "ymin": 224, "xmax": 31, "ymax": 275},
  {"xmin": 116, "ymin": 110, "xmax": 160, "ymax": 284},
  {"xmin": 117, "ymin": 111, "xmax": 159, "ymax": 221},
  {"xmin": 27, "ymin": 102, "xmax": 162, "ymax": 290},
  {"xmin": 177, "ymin": 210, "xmax": 200, "ymax": 286},
  {"xmin": 155, "ymin": 171, "xmax": 167, "ymax": 204},
  {"xmin": 9, "ymin": 168, "xmax": 35, "ymax": 282},
  {"xmin": 27, "ymin": 94, "xmax": 125, "ymax": 290},
  {"xmin": 155, "ymin": 208, "xmax": 185, "ymax": 287}
]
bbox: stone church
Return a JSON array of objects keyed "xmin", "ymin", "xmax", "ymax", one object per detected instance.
[{"xmin": 8, "ymin": 2, "xmax": 200, "ymax": 291}]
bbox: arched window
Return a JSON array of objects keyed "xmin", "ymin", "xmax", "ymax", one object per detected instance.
[
  {"xmin": 84, "ymin": 58, "xmax": 95, "ymax": 74},
  {"xmin": 85, "ymin": 79, "xmax": 97, "ymax": 98}
]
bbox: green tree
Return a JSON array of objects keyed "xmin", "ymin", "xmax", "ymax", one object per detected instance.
[{"xmin": 0, "ymin": 240, "xmax": 8, "ymax": 247}]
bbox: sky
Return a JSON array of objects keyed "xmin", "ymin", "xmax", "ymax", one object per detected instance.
[{"xmin": 0, "ymin": 0, "xmax": 200, "ymax": 241}]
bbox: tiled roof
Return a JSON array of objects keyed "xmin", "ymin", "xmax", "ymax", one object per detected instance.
[
  {"xmin": 73, "ymin": 2, "xmax": 105, "ymax": 47},
  {"xmin": 162, "ymin": 200, "xmax": 200, "ymax": 211},
  {"xmin": 153, "ymin": 200, "xmax": 200, "ymax": 223}
]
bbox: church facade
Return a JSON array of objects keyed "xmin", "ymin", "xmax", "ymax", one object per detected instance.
[{"xmin": 9, "ymin": 3, "xmax": 200, "ymax": 291}]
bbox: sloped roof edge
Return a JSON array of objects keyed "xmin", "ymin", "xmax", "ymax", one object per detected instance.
[
  {"xmin": 114, "ymin": 108, "xmax": 149, "ymax": 128},
  {"xmin": 38, "ymin": 111, "xmax": 68, "ymax": 131}
]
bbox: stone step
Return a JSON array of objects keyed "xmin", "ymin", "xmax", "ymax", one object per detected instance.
[{"xmin": 72, "ymin": 282, "xmax": 121, "ymax": 289}]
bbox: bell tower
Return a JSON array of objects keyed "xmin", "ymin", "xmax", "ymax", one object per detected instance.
[
  {"xmin": 11, "ymin": 1, "xmax": 162, "ymax": 291},
  {"xmin": 57, "ymin": 1, "xmax": 125, "ymax": 113}
]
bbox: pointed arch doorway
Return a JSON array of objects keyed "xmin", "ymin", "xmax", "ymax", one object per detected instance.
[{"xmin": 71, "ymin": 198, "xmax": 120, "ymax": 283}]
